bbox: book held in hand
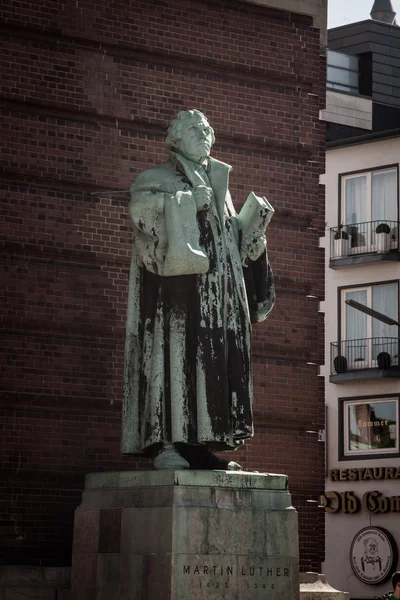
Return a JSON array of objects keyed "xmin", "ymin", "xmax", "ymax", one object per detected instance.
[{"xmin": 237, "ymin": 191, "xmax": 274, "ymax": 240}]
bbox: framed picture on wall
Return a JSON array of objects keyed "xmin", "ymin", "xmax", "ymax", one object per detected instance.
[{"xmin": 339, "ymin": 395, "xmax": 399, "ymax": 460}]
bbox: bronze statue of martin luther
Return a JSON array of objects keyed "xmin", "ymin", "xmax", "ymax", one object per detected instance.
[{"xmin": 122, "ymin": 110, "xmax": 275, "ymax": 470}]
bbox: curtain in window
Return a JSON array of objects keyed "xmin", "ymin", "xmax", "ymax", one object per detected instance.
[
  {"xmin": 346, "ymin": 290, "xmax": 367, "ymax": 361},
  {"xmin": 345, "ymin": 176, "xmax": 367, "ymax": 225},
  {"xmin": 372, "ymin": 283, "xmax": 398, "ymax": 359},
  {"xmin": 372, "ymin": 169, "xmax": 397, "ymax": 224},
  {"xmin": 372, "ymin": 168, "xmax": 397, "ymax": 246},
  {"xmin": 345, "ymin": 176, "xmax": 367, "ymax": 247}
]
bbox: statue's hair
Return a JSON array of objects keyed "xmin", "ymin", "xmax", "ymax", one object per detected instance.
[{"xmin": 165, "ymin": 110, "xmax": 215, "ymax": 150}]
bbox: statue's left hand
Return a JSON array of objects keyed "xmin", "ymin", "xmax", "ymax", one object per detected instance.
[{"xmin": 241, "ymin": 234, "xmax": 267, "ymax": 264}]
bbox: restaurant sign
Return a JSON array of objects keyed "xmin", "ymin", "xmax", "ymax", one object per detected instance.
[
  {"xmin": 330, "ymin": 467, "xmax": 400, "ymax": 481},
  {"xmin": 350, "ymin": 527, "xmax": 397, "ymax": 585},
  {"xmin": 322, "ymin": 490, "xmax": 400, "ymax": 514}
]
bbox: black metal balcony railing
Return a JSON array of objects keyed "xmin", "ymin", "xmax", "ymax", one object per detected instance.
[
  {"xmin": 331, "ymin": 337, "xmax": 400, "ymax": 376},
  {"xmin": 330, "ymin": 220, "xmax": 399, "ymax": 260}
]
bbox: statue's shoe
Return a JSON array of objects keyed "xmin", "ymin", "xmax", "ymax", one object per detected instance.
[
  {"xmin": 153, "ymin": 444, "xmax": 190, "ymax": 470},
  {"xmin": 226, "ymin": 460, "xmax": 243, "ymax": 471},
  {"xmin": 174, "ymin": 443, "xmax": 243, "ymax": 471}
]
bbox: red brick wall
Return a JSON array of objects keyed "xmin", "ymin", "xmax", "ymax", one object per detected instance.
[{"xmin": 0, "ymin": 0, "xmax": 326, "ymax": 570}]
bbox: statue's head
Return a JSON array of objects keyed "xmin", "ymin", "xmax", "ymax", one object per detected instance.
[{"xmin": 165, "ymin": 110, "xmax": 215, "ymax": 163}]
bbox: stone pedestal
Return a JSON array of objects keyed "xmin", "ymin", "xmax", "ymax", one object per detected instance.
[
  {"xmin": 300, "ymin": 573, "xmax": 350, "ymax": 600},
  {"xmin": 71, "ymin": 470, "xmax": 299, "ymax": 600}
]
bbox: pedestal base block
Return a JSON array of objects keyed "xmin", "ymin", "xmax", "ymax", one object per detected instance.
[
  {"xmin": 71, "ymin": 470, "xmax": 299, "ymax": 600},
  {"xmin": 300, "ymin": 573, "xmax": 350, "ymax": 600}
]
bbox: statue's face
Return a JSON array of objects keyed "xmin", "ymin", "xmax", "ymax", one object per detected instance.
[{"xmin": 177, "ymin": 116, "xmax": 213, "ymax": 163}]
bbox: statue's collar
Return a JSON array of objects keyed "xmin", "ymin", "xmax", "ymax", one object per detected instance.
[
  {"xmin": 168, "ymin": 150, "xmax": 207, "ymax": 172},
  {"xmin": 167, "ymin": 150, "xmax": 231, "ymax": 176},
  {"xmin": 167, "ymin": 151, "xmax": 210, "ymax": 188},
  {"xmin": 167, "ymin": 150, "xmax": 232, "ymax": 221}
]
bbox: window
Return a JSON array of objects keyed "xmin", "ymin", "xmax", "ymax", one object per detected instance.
[
  {"xmin": 327, "ymin": 50, "xmax": 359, "ymax": 94},
  {"xmin": 340, "ymin": 166, "xmax": 398, "ymax": 253},
  {"xmin": 340, "ymin": 396, "xmax": 399, "ymax": 459},
  {"xmin": 341, "ymin": 282, "xmax": 399, "ymax": 367}
]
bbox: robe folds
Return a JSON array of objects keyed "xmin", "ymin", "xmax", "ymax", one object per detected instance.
[{"xmin": 121, "ymin": 152, "xmax": 275, "ymax": 454}]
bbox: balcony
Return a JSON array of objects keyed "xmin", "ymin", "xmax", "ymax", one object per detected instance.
[
  {"xmin": 330, "ymin": 337, "xmax": 400, "ymax": 383},
  {"xmin": 329, "ymin": 220, "xmax": 400, "ymax": 268}
]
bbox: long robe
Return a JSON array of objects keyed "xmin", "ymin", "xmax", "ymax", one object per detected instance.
[{"xmin": 121, "ymin": 152, "xmax": 274, "ymax": 453}]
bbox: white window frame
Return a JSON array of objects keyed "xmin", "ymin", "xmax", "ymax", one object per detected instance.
[
  {"xmin": 340, "ymin": 283, "xmax": 399, "ymax": 369},
  {"xmin": 340, "ymin": 167, "xmax": 399, "ymax": 255},
  {"xmin": 343, "ymin": 397, "xmax": 399, "ymax": 457}
]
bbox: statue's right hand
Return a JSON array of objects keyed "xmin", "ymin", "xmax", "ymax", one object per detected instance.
[{"xmin": 193, "ymin": 185, "xmax": 213, "ymax": 211}]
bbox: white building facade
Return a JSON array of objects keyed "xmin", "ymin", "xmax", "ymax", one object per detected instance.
[
  {"xmin": 322, "ymin": 3, "xmax": 400, "ymax": 597},
  {"xmin": 323, "ymin": 136, "xmax": 400, "ymax": 598}
]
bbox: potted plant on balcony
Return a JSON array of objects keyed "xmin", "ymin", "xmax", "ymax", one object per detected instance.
[
  {"xmin": 376, "ymin": 223, "xmax": 391, "ymax": 253},
  {"xmin": 377, "ymin": 351, "xmax": 391, "ymax": 370},
  {"xmin": 333, "ymin": 228, "xmax": 349, "ymax": 258},
  {"xmin": 334, "ymin": 355, "xmax": 348, "ymax": 374}
]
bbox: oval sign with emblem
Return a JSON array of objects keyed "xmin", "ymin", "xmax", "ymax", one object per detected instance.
[{"xmin": 350, "ymin": 527, "xmax": 398, "ymax": 585}]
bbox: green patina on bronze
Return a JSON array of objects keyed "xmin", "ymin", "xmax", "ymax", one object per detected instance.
[{"xmin": 122, "ymin": 110, "xmax": 275, "ymax": 466}]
